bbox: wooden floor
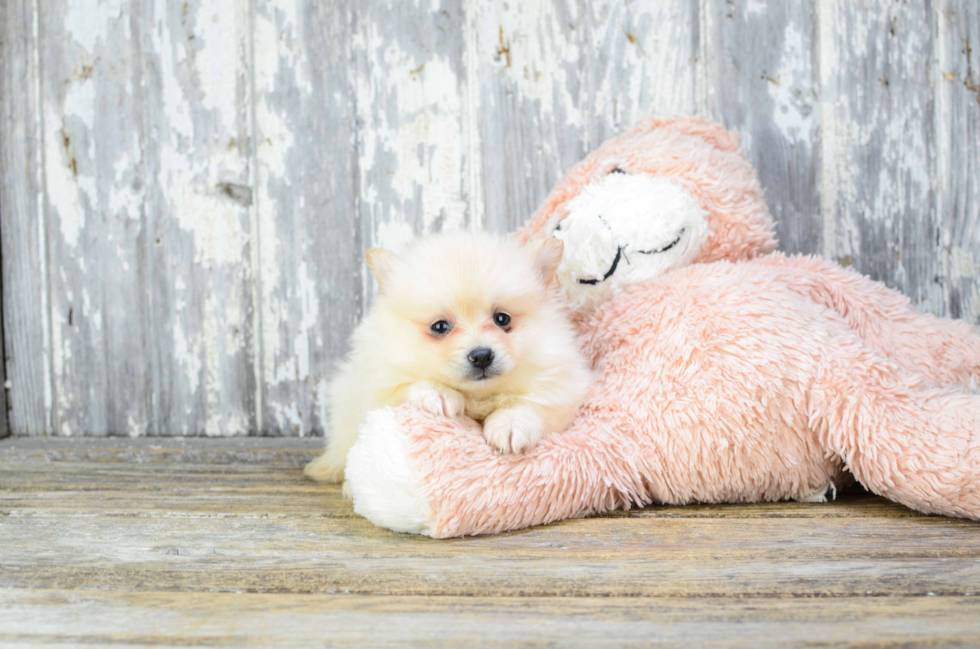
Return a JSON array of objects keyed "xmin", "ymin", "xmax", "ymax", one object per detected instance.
[{"xmin": 1, "ymin": 438, "xmax": 979, "ymax": 648}]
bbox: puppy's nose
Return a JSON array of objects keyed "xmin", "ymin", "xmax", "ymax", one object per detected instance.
[{"xmin": 467, "ymin": 347, "xmax": 494, "ymax": 370}]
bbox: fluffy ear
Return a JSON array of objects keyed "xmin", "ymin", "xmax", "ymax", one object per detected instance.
[
  {"xmin": 365, "ymin": 248, "xmax": 397, "ymax": 292},
  {"xmin": 528, "ymin": 238, "xmax": 564, "ymax": 284}
]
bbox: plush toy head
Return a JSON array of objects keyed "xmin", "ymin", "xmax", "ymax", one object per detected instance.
[{"xmin": 518, "ymin": 117, "xmax": 777, "ymax": 316}]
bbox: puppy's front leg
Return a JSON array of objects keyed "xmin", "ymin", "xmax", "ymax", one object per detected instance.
[
  {"xmin": 405, "ymin": 380, "xmax": 466, "ymax": 418},
  {"xmin": 483, "ymin": 402, "xmax": 544, "ymax": 453}
]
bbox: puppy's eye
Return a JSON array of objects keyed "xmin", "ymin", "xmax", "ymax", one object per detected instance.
[
  {"xmin": 430, "ymin": 320, "xmax": 451, "ymax": 335},
  {"xmin": 493, "ymin": 312, "xmax": 511, "ymax": 328}
]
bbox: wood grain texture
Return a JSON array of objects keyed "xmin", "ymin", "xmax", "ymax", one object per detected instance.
[
  {"xmin": 819, "ymin": 0, "xmax": 939, "ymax": 312},
  {"xmin": 3, "ymin": 1, "xmax": 980, "ymax": 435},
  {"xmin": 354, "ymin": 0, "xmax": 477, "ymax": 268},
  {"xmin": 473, "ymin": 0, "xmax": 703, "ymax": 233},
  {"xmin": 140, "ymin": 0, "xmax": 257, "ymax": 436},
  {"xmin": 471, "ymin": 0, "xmax": 591, "ymax": 234},
  {"xmin": 2, "ymin": 591, "xmax": 980, "ymax": 648},
  {"xmin": 39, "ymin": 0, "xmax": 150, "ymax": 436},
  {"xmin": 0, "ymin": 0, "xmax": 49, "ymax": 436},
  {"xmin": 936, "ymin": 0, "xmax": 980, "ymax": 324},
  {"xmin": 1, "ymin": 439, "xmax": 979, "ymax": 646},
  {"xmin": 253, "ymin": 0, "xmax": 359, "ymax": 435},
  {"xmin": 706, "ymin": 0, "xmax": 822, "ymax": 256}
]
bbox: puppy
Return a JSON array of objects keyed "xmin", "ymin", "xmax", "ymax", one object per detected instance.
[{"xmin": 304, "ymin": 232, "xmax": 592, "ymax": 485}]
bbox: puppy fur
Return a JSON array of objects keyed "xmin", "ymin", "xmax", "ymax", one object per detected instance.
[{"xmin": 304, "ymin": 232, "xmax": 592, "ymax": 484}]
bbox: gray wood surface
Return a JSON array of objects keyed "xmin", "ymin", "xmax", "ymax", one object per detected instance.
[
  {"xmin": 1, "ymin": 0, "xmax": 46, "ymax": 436},
  {"xmin": 2, "ymin": 438, "xmax": 980, "ymax": 646},
  {"xmin": 707, "ymin": 0, "xmax": 822, "ymax": 256},
  {"xmin": 1, "ymin": 1, "xmax": 979, "ymax": 435},
  {"xmin": 937, "ymin": 1, "xmax": 980, "ymax": 322}
]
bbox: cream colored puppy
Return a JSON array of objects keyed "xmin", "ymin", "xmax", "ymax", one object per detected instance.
[{"xmin": 304, "ymin": 232, "xmax": 592, "ymax": 485}]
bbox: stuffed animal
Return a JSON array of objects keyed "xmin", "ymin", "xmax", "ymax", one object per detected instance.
[{"xmin": 342, "ymin": 117, "xmax": 980, "ymax": 538}]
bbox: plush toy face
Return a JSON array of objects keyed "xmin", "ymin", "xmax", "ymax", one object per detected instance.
[{"xmin": 552, "ymin": 172, "xmax": 710, "ymax": 316}]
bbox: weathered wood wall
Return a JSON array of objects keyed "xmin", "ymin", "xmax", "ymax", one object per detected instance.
[{"xmin": 1, "ymin": 0, "xmax": 978, "ymax": 436}]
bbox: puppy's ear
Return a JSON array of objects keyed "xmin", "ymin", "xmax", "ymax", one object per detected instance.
[
  {"xmin": 528, "ymin": 238, "xmax": 564, "ymax": 284},
  {"xmin": 365, "ymin": 248, "xmax": 397, "ymax": 292}
]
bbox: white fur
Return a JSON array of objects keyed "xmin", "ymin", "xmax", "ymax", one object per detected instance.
[
  {"xmin": 483, "ymin": 403, "xmax": 545, "ymax": 453},
  {"xmin": 345, "ymin": 407, "xmax": 435, "ymax": 535},
  {"xmin": 554, "ymin": 174, "xmax": 710, "ymax": 316}
]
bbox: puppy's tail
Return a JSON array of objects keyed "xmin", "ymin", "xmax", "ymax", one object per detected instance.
[{"xmin": 303, "ymin": 450, "xmax": 345, "ymax": 484}]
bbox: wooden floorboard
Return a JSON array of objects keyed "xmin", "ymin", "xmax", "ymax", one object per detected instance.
[{"xmin": 2, "ymin": 438, "xmax": 979, "ymax": 647}]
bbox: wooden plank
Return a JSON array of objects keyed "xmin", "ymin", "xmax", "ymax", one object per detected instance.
[
  {"xmin": 353, "ymin": 0, "xmax": 478, "ymax": 290},
  {"xmin": 251, "ymin": 0, "xmax": 359, "ymax": 435},
  {"xmin": 37, "ymin": 0, "xmax": 152, "ymax": 435},
  {"xmin": 936, "ymin": 0, "xmax": 980, "ymax": 325},
  {"xmin": 139, "ymin": 0, "xmax": 257, "ymax": 436},
  {"xmin": 582, "ymin": 1, "xmax": 702, "ymax": 152},
  {"xmin": 1, "ymin": 590, "xmax": 979, "ymax": 648},
  {"xmin": 2, "ymin": 441, "xmax": 979, "ymax": 599},
  {"xmin": 3, "ymin": 513, "xmax": 979, "ymax": 597},
  {"xmin": 705, "ymin": 0, "xmax": 822, "ymax": 255},
  {"xmin": 818, "ymin": 1, "xmax": 940, "ymax": 311},
  {"xmin": 0, "ymin": 0, "xmax": 49, "ymax": 435},
  {"xmin": 473, "ymin": 0, "xmax": 704, "ymax": 234},
  {"xmin": 470, "ymin": 0, "xmax": 591, "ymax": 233}
]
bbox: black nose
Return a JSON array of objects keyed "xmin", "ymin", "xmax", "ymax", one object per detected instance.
[{"xmin": 467, "ymin": 347, "xmax": 494, "ymax": 370}]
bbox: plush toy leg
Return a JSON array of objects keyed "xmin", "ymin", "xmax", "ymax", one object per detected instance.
[
  {"xmin": 760, "ymin": 254, "xmax": 980, "ymax": 390},
  {"xmin": 813, "ymin": 346, "xmax": 980, "ymax": 520}
]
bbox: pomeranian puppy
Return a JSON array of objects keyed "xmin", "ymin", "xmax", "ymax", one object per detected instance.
[{"xmin": 304, "ymin": 231, "xmax": 592, "ymax": 484}]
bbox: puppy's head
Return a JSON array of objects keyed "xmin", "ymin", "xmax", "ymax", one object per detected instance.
[{"xmin": 368, "ymin": 233, "xmax": 563, "ymax": 393}]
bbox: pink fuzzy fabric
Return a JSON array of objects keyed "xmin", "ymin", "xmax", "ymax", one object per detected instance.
[
  {"xmin": 353, "ymin": 116, "xmax": 980, "ymax": 537},
  {"xmin": 403, "ymin": 258, "xmax": 980, "ymax": 538}
]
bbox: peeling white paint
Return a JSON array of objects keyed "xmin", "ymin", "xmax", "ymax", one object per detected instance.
[
  {"xmin": 127, "ymin": 413, "xmax": 147, "ymax": 438},
  {"xmin": 313, "ymin": 377, "xmax": 331, "ymax": 433},
  {"xmin": 45, "ymin": 83, "xmax": 98, "ymax": 248},
  {"xmin": 768, "ymin": 22, "xmax": 817, "ymax": 146},
  {"xmin": 374, "ymin": 219, "xmax": 415, "ymax": 254},
  {"xmin": 15, "ymin": 0, "xmax": 980, "ymax": 438},
  {"xmin": 355, "ymin": 31, "xmax": 468, "ymax": 234},
  {"xmin": 173, "ymin": 315, "xmax": 202, "ymax": 398},
  {"xmin": 194, "ymin": 1, "xmax": 243, "ymax": 130},
  {"xmin": 64, "ymin": 0, "xmax": 126, "ymax": 55},
  {"xmin": 159, "ymin": 147, "xmax": 247, "ymax": 267},
  {"xmin": 271, "ymin": 401, "xmax": 303, "ymax": 436},
  {"xmin": 153, "ymin": 9, "xmax": 194, "ymax": 139},
  {"xmin": 293, "ymin": 259, "xmax": 319, "ymax": 382},
  {"xmin": 485, "ymin": 0, "xmax": 583, "ymax": 124},
  {"xmin": 203, "ymin": 291, "xmax": 223, "ymax": 436},
  {"xmin": 951, "ymin": 246, "xmax": 978, "ymax": 280}
]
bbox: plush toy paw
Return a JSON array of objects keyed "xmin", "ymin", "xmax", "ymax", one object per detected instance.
[
  {"xmin": 483, "ymin": 406, "xmax": 544, "ymax": 453},
  {"xmin": 406, "ymin": 381, "xmax": 465, "ymax": 418},
  {"xmin": 344, "ymin": 407, "xmax": 436, "ymax": 536}
]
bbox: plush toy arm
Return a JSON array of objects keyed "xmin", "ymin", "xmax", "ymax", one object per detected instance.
[
  {"xmin": 759, "ymin": 254, "xmax": 980, "ymax": 390},
  {"xmin": 345, "ymin": 405, "xmax": 646, "ymax": 538}
]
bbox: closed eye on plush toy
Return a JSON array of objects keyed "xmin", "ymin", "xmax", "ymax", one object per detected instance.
[{"xmin": 636, "ymin": 228, "xmax": 686, "ymax": 255}]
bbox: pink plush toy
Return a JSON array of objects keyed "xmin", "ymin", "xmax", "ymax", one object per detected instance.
[{"xmin": 343, "ymin": 117, "xmax": 980, "ymax": 538}]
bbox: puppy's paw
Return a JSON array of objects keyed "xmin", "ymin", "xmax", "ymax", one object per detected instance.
[
  {"xmin": 342, "ymin": 479, "xmax": 354, "ymax": 501},
  {"xmin": 406, "ymin": 382, "xmax": 465, "ymax": 418},
  {"xmin": 483, "ymin": 407, "xmax": 544, "ymax": 453}
]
